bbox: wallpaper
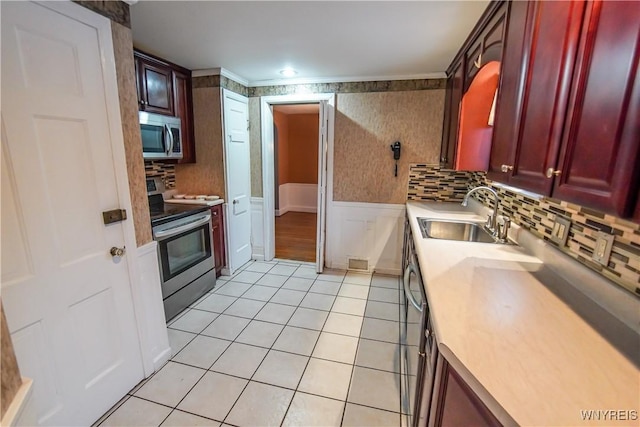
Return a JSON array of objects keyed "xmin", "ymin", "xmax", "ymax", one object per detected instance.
[
  {"xmin": 174, "ymin": 87, "xmax": 226, "ymax": 198},
  {"xmin": 111, "ymin": 22, "xmax": 152, "ymax": 247},
  {"xmin": 333, "ymin": 90, "xmax": 445, "ymax": 204},
  {"xmin": 249, "ymin": 97, "xmax": 263, "ymax": 197}
]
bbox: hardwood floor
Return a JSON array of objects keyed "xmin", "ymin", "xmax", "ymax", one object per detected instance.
[{"xmin": 275, "ymin": 212, "xmax": 316, "ymax": 262}]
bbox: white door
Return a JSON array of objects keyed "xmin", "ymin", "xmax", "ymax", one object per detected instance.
[
  {"xmin": 222, "ymin": 89, "xmax": 252, "ymax": 272},
  {"xmin": 316, "ymin": 101, "xmax": 330, "ymax": 273},
  {"xmin": 1, "ymin": 2, "xmax": 144, "ymax": 425}
]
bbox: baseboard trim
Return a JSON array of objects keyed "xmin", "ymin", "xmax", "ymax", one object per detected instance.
[{"xmin": 153, "ymin": 348, "xmax": 171, "ymax": 372}]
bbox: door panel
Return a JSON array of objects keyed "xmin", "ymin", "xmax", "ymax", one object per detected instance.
[
  {"xmin": 508, "ymin": 0, "xmax": 585, "ymax": 194},
  {"xmin": 223, "ymin": 90, "xmax": 252, "ymax": 272},
  {"xmin": 1, "ymin": 2, "xmax": 143, "ymax": 425},
  {"xmin": 554, "ymin": 0, "xmax": 640, "ymax": 216},
  {"xmin": 138, "ymin": 59, "xmax": 174, "ymax": 115}
]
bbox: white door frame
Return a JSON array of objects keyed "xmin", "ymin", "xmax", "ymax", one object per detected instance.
[{"xmin": 260, "ymin": 93, "xmax": 335, "ymax": 269}]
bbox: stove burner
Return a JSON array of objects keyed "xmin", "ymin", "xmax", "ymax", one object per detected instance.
[{"xmin": 148, "ymin": 193, "xmax": 209, "ymax": 226}]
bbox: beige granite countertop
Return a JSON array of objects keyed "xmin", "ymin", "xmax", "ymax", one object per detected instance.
[{"xmin": 406, "ymin": 201, "xmax": 640, "ymax": 427}]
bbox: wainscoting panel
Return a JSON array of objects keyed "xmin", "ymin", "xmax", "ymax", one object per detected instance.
[
  {"xmin": 251, "ymin": 197, "xmax": 265, "ymax": 260},
  {"xmin": 134, "ymin": 242, "xmax": 171, "ymax": 374},
  {"xmin": 326, "ymin": 202, "xmax": 405, "ymax": 275},
  {"xmin": 277, "ymin": 183, "xmax": 318, "ymax": 216}
]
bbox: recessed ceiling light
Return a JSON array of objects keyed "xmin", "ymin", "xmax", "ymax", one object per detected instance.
[{"xmin": 279, "ymin": 68, "xmax": 298, "ymax": 77}]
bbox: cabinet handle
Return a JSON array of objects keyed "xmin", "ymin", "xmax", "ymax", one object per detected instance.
[
  {"xmin": 501, "ymin": 164, "xmax": 513, "ymax": 173},
  {"xmin": 474, "ymin": 53, "xmax": 482, "ymax": 69},
  {"xmin": 212, "ymin": 211, "xmax": 218, "ymax": 216},
  {"xmin": 546, "ymin": 168, "xmax": 562, "ymax": 178}
]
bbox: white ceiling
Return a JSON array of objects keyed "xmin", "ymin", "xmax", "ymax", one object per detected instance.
[{"xmin": 130, "ymin": 1, "xmax": 490, "ymax": 86}]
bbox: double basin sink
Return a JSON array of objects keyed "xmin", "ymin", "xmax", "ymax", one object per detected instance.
[{"xmin": 418, "ymin": 218, "xmax": 512, "ymax": 244}]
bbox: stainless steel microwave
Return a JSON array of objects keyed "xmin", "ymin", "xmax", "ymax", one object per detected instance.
[{"xmin": 140, "ymin": 111, "xmax": 183, "ymax": 160}]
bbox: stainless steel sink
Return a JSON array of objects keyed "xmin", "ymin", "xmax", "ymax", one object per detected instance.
[{"xmin": 418, "ymin": 218, "xmax": 501, "ymax": 243}]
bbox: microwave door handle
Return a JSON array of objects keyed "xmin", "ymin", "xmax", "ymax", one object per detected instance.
[
  {"xmin": 154, "ymin": 214, "xmax": 211, "ymax": 240},
  {"xmin": 165, "ymin": 124, "xmax": 174, "ymax": 155}
]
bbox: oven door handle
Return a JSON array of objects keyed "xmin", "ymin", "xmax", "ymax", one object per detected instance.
[
  {"xmin": 154, "ymin": 214, "xmax": 211, "ymax": 240},
  {"xmin": 403, "ymin": 263, "xmax": 422, "ymax": 312}
]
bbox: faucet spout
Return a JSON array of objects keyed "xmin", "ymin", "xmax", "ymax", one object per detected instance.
[{"xmin": 461, "ymin": 186, "xmax": 501, "ymax": 235}]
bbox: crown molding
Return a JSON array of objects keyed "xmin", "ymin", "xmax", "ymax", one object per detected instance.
[{"xmin": 192, "ymin": 67, "xmax": 446, "ymax": 88}]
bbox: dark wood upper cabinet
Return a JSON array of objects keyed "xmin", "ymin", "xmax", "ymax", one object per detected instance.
[
  {"xmin": 464, "ymin": 8, "xmax": 508, "ymax": 91},
  {"xmin": 136, "ymin": 54, "xmax": 174, "ymax": 116},
  {"xmin": 134, "ymin": 50, "xmax": 196, "ymax": 164},
  {"xmin": 173, "ymin": 69, "xmax": 196, "ymax": 164},
  {"xmin": 489, "ymin": 0, "xmax": 640, "ymax": 218},
  {"xmin": 552, "ymin": 0, "xmax": 640, "ymax": 216},
  {"xmin": 440, "ymin": 1, "xmax": 507, "ymax": 168},
  {"xmin": 489, "ymin": 0, "xmax": 586, "ymax": 194},
  {"xmin": 440, "ymin": 59, "xmax": 464, "ymax": 167}
]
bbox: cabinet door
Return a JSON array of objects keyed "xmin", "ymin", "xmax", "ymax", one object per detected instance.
[
  {"xmin": 440, "ymin": 60, "xmax": 464, "ymax": 168},
  {"xmin": 137, "ymin": 57, "xmax": 174, "ymax": 116},
  {"xmin": 211, "ymin": 204, "xmax": 226, "ymax": 277},
  {"xmin": 464, "ymin": 3, "xmax": 507, "ymax": 92},
  {"xmin": 173, "ymin": 69, "xmax": 196, "ymax": 163},
  {"xmin": 488, "ymin": 0, "xmax": 528, "ymax": 182},
  {"xmin": 432, "ymin": 359, "xmax": 501, "ymax": 427},
  {"xmin": 553, "ymin": 0, "xmax": 640, "ymax": 217},
  {"xmin": 489, "ymin": 1, "xmax": 585, "ymax": 192}
]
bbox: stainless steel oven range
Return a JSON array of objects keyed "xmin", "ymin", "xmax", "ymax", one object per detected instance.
[{"xmin": 147, "ymin": 178, "xmax": 216, "ymax": 321}]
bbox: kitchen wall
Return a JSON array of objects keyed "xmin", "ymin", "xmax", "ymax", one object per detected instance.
[
  {"xmin": 408, "ymin": 165, "xmax": 640, "ymax": 297},
  {"xmin": 273, "ymin": 110, "xmax": 290, "ymax": 186},
  {"xmin": 111, "ymin": 20, "xmax": 152, "ymax": 247},
  {"xmin": 247, "ymin": 79, "xmax": 445, "ymax": 271},
  {"xmin": 249, "ymin": 97, "xmax": 262, "ymax": 198},
  {"xmin": 174, "ymin": 87, "xmax": 226, "ymax": 198},
  {"xmin": 333, "ymin": 90, "xmax": 443, "ymax": 203},
  {"xmin": 273, "ymin": 111, "xmax": 319, "ymax": 185},
  {"xmin": 287, "ymin": 113, "xmax": 319, "ymax": 184},
  {"xmin": 248, "ymin": 80, "xmax": 445, "ymax": 202}
]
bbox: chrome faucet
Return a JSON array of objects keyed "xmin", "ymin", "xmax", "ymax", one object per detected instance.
[{"xmin": 461, "ymin": 186, "xmax": 501, "ymax": 236}]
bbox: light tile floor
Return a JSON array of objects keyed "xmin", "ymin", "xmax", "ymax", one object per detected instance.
[{"xmin": 94, "ymin": 260, "xmax": 403, "ymax": 427}]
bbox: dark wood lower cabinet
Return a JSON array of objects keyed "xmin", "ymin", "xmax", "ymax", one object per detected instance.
[
  {"xmin": 211, "ymin": 204, "xmax": 226, "ymax": 277},
  {"xmin": 431, "ymin": 357, "xmax": 502, "ymax": 427}
]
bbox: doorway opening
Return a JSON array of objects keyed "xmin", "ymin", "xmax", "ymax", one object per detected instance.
[
  {"xmin": 260, "ymin": 93, "xmax": 335, "ymax": 273},
  {"xmin": 273, "ymin": 104, "xmax": 319, "ymax": 262}
]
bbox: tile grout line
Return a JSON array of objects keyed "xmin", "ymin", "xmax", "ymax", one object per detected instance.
[
  {"xmin": 210, "ymin": 261, "xmax": 345, "ymax": 425},
  {"xmin": 338, "ymin": 275, "xmax": 375, "ymax": 426},
  {"xmin": 278, "ymin": 267, "xmax": 349, "ymax": 427},
  {"xmin": 222, "ymin": 265, "xmax": 323, "ymax": 425},
  {"xmin": 108, "ymin": 261, "xmax": 403, "ymax": 426}
]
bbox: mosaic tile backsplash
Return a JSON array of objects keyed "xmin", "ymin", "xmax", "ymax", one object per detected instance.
[
  {"xmin": 145, "ymin": 160, "xmax": 176, "ymax": 189},
  {"xmin": 408, "ymin": 164, "xmax": 474, "ymax": 201},
  {"xmin": 407, "ymin": 165, "xmax": 640, "ymax": 297}
]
